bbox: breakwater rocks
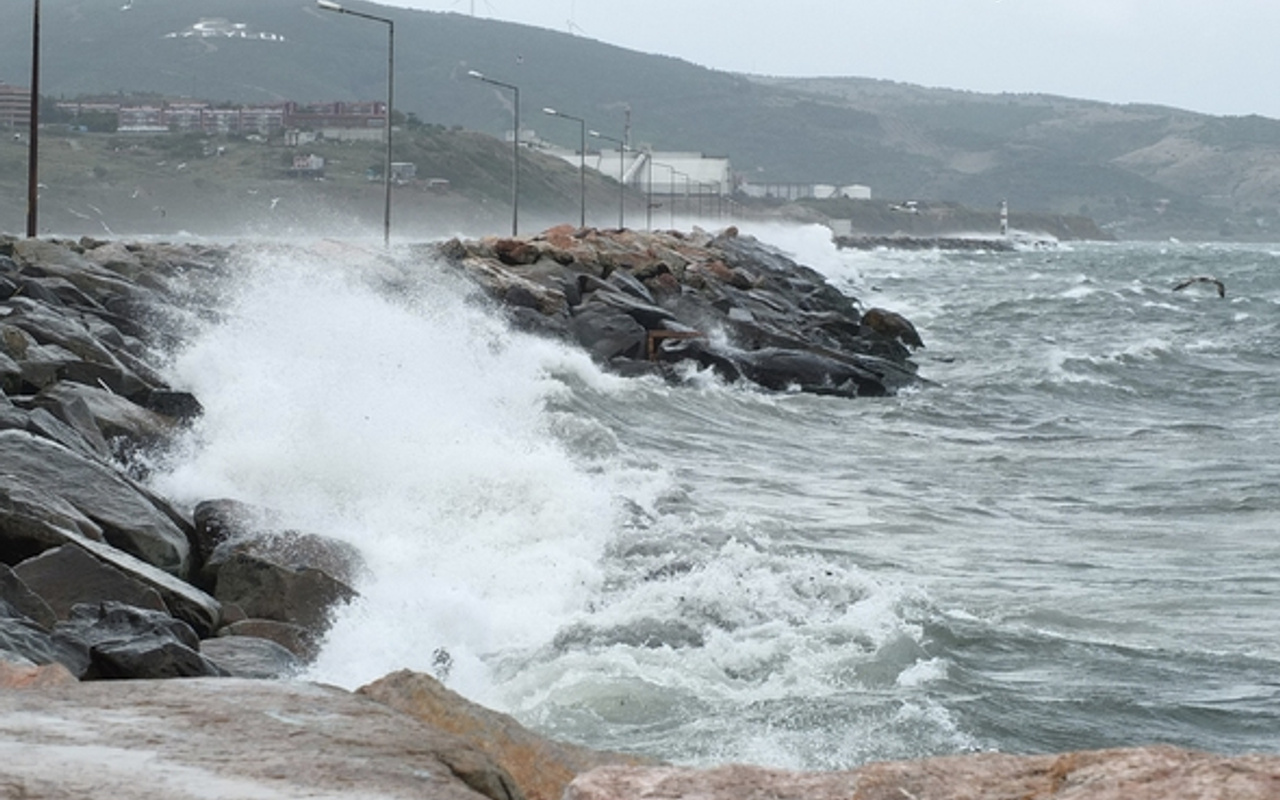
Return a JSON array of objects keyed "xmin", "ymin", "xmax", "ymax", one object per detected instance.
[
  {"xmin": 438, "ymin": 225, "xmax": 923, "ymax": 398},
  {"xmin": 0, "ymin": 225, "xmax": 920, "ymax": 688},
  {"xmin": 0, "ymin": 234, "xmax": 361, "ymax": 684}
]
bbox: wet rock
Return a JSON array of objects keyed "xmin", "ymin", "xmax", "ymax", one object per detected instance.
[
  {"xmin": 435, "ymin": 227, "xmax": 924, "ymax": 400},
  {"xmin": 0, "ymin": 677, "xmax": 511, "ymax": 799},
  {"xmin": 0, "ymin": 658, "xmax": 79, "ymax": 688},
  {"xmin": 0, "ymin": 430, "xmax": 192, "ymax": 576},
  {"xmin": 0, "ymin": 473, "xmax": 107, "ymax": 565},
  {"xmin": 199, "ymin": 635, "xmax": 301, "ymax": 679},
  {"xmin": 360, "ymin": 670, "xmax": 655, "ymax": 800},
  {"xmin": 54, "ymin": 601, "xmax": 223, "ymax": 680},
  {"xmin": 212, "ymin": 551, "xmax": 357, "ymax": 635},
  {"xmin": 566, "ymin": 747, "xmax": 1280, "ymax": 800},
  {"xmin": 13, "ymin": 544, "xmax": 168, "ymax": 620},
  {"xmin": 0, "ymin": 599, "xmax": 93, "ymax": 678},
  {"xmin": 0, "ymin": 563, "xmax": 57, "ymax": 629},
  {"xmin": 216, "ymin": 618, "xmax": 320, "ymax": 662}
]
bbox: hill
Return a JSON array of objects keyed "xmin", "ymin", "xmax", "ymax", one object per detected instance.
[{"xmin": 2, "ymin": 0, "xmax": 1280, "ymax": 239}]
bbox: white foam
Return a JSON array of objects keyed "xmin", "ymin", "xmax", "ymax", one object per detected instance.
[{"xmin": 152, "ymin": 244, "xmax": 630, "ymax": 696}]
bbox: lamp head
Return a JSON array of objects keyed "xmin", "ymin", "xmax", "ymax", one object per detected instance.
[
  {"xmin": 317, "ymin": 0, "xmax": 343, "ymax": 11},
  {"xmin": 467, "ymin": 70, "xmax": 485, "ymax": 79},
  {"xmin": 543, "ymin": 107, "xmax": 558, "ymax": 116}
]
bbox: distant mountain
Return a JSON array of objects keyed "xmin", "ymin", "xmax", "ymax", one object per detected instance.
[{"xmin": 3, "ymin": 0, "xmax": 1280, "ymax": 239}]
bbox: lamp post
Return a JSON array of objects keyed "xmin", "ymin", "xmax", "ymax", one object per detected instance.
[
  {"xmin": 26, "ymin": 0, "xmax": 40, "ymax": 238},
  {"xmin": 317, "ymin": 0, "xmax": 394, "ymax": 247},
  {"xmin": 543, "ymin": 107, "xmax": 585, "ymax": 229},
  {"xmin": 590, "ymin": 130, "xmax": 626, "ymax": 229},
  {"xmin": 470, "ymin": 71, "xmax": 520, "ymax": 236}
]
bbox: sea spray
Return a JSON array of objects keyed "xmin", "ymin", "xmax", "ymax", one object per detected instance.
[{"xmin": 151, "ymin": 243, "xmax": 647, "ymax": 699}]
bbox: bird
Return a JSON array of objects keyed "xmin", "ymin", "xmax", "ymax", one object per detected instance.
[{"xmin": 1173, "ymin": 276, "xmax": 1225, "ymax": 298}]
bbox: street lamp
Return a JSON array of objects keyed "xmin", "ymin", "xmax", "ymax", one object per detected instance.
[
  {"xmin": 470, "ymin": 70, "xmax": 520, "ymax": 237},
  {"xmin": 316, "ymin": 0, "xmax": 394, "ymax": 247},
  {"xmin": 26, "ymin": 0, "xmax": 40, "ymax": 238},
  {"xmin": 543, "ymin": 107, "xmax": 585, "ymax": 229},
  {"xmin": 590, "ymin": 129, "xmax": 626, "ymax": 229}
]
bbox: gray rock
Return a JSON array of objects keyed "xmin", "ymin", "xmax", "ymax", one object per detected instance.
[
  {"xmin": 13, "ymin": 544, "xmax": 167, "ymax": 620},
  {"xmin": 0, "ymin": 429, "xmax": 191, "ymax": 575},
  {"xmin": 0, "ymin": 598, "xmax": 92, "ymax": 678},
  {"xmin": 0, "ymin": 473, "xmax": 107, "ymax": 564},
  {"xmin": 54, "ymin": 601, "xmax": 222, "ymax": 680},
  {"xmin": 0, "ymin": 564, "xmax": 57, "ymax": 629},
  {"xmin": 213, "ymin": 551, "xmax": 357, "ymax": 634},
  {"xmin": 200, "ymin": 635, "xmax": 302, "ymax": 679},
  {"xmin": 33, "ymin": 381, "xmax": 176, "ymax": 449},
  {"xmin": 217, "ymin": 618, "xmax": 321, "ymax": 662}
]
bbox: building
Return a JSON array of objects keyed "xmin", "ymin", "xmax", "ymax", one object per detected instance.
[
  {"xmin": 740, "ymin": 182, "xmax": 871, "ymax": 200},
  {"xmin": 0, "ymin": 83, "xmax": 31, "ymax": 129},
  {"xmin": 56, "ymin": 98, "xmax": 382, "ymax": 137}
]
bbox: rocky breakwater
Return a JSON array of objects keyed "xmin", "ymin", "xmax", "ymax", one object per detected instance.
[
  {"xmin": 0, "ymin": 234, "xmax": 363, "ymax": 684},
  {"xmin": 436, "ymin": 225, "xmax": 924, "ymax": 398}
]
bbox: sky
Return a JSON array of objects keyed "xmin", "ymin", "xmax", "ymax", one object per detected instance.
[{"xmin": 374, "ymin": 0, "xmax": 1280, "ymax": 119}]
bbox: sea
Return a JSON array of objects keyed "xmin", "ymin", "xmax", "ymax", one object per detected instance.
[{"xmin": 150, "ymin": 223, "xmax": 1280, "ymax": 770}]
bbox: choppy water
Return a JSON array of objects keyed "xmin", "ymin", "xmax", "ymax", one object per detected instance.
[{"xmin": 152, "ymin": 225, "xmax": 1280, "ymax": 769}]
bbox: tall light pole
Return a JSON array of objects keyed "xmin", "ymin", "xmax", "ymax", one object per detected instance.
[
  {"xmin": 26, "ymin": 0, "xmax": 40, "ymax": 238},
  {"xmin": 470, "ymin": 71, "xmax": 520, "ymax": 236},
  {"xmin": 590, "ymin": 130, "xmax": 626, "ymax": 229},
  {"xmin": 543, "ymin": 107, "xmax": 585, "ymax": 229},
  {"xmin": 317, "ymin": 0, "xmax": 394, "ymax": 247}
]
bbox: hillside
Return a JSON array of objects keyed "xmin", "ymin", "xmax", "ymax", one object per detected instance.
[{"xmin": 2, "ymin": 0, "xmax": 1280, "ymax": 239}]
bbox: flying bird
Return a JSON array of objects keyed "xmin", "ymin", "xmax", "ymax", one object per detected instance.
[{"xmin": 1173, "ymin": 276, "xmax": 1225, "ymax": 298}]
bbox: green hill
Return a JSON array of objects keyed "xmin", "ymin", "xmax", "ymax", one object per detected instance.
[{"xmin": 3, "ymin": 0, "xmax": 1280, "ymax": 239}]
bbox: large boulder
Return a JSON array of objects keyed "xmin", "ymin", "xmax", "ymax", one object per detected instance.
[
  {"xmin": 360, "ymin": 670, "xmax": 655, "ymax": 800},
  {"xmin": 0, "ymin": 677, "xmax": 521, "ymax": 800},
  {"xmin": 198, "ymin": 635, "xmax": 302, "ymax": 679},
  {"xmin": 566, "ymin": 747, "xmax": 1280, "ymax": 800},
  {"xmin": 13, "ymin": 544, "xmax": 168, "ymax": 619},
  {"xmin": 0, "ymin": 473, "xmax": 106, "ymax": 565},
  {"xmin": 53, "ymin": 601, "xmax": 223, "ymax": 680},
  {"xmin": 0, "ymin": 430, "xmax": 192, "ymax": 576},
  {"xmin": 0, "ymin": 599, "xmax": 92, "ymax": 678},
  {"xmin": 212, "ymin": 551, "xmax": 357, "ymax": 634}
]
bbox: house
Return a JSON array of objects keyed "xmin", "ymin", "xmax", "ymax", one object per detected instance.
[{"xmin": 0, "ymin": 83, "xmax": 31, "ymax": 129}]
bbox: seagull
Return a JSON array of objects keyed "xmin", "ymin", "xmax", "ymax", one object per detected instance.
[
  {"xmin": 270, "ymin": 197, "xmax": 281, "ymax": 210},
  {"xmin": 1173, "ymin": 276, "xmax": 1225, "ymax": 298}
]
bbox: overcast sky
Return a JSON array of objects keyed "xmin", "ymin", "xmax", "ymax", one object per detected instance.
[{"xmin": 375, "ymin": 0, "xmax": 1280, "ymax": 119}]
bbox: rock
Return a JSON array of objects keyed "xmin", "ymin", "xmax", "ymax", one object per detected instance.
[
  {"xmin": 565, "ymin": 747, "xmax": 1280, "ymax": 800},
  {"xmin": 0, "ymin": 659, "xmax": 78, "ymax": 689},
  {"xmin": 13, "ymin": 544, "xmax": 168, "ymax": 620},
  {"xmin": 14, "ymin": 536, "xmax": 221, "ymax": 638},
  {"xmin": 360, "ymin": 670, "xmax": 654, "ymax": 800},
  {"xmin": 0, "ymin": 677, "xmax": 512, "ymax": 800},
  {"xmin": 568, "ymin": 300, "xmax": 649, "ymax": 362},
  {"xmin": 861, "ymin": 307, "xmax": 925, "ymax": 349},
  {"xmin": 54, "ymin": 601, "xmax": 223, "ymax": 680},
  {"xmin": 32, "ymin": 381, "xmax": 177, "ymax": 450},
  {"xmin": 0, "ymin": 599, "xmax": 93, "ymax": 678},
  {"xmin": 212, "ymin": 551, "xmax": 357, "ymax": 634},
  {"xmin": 0, "ymin": 563, "xmax": 58, "ymax": 629},
  {"xmin": 216, "ymin": 618, "xmax": 321, "ymax": 662},
  {"xmin": 0, "ymin": 429, "xmax": 192, "ymax": 576},
  {"xmin": 0, "ymin": 474, "xmax": 106, "ymax": 565},
  {"xmin": 198, "ymin": 635, "xmax": 302, "ymax": 679},
  {"xmin": 435, "ymin": 227, "xmax": 925, "ymax": 400}
]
